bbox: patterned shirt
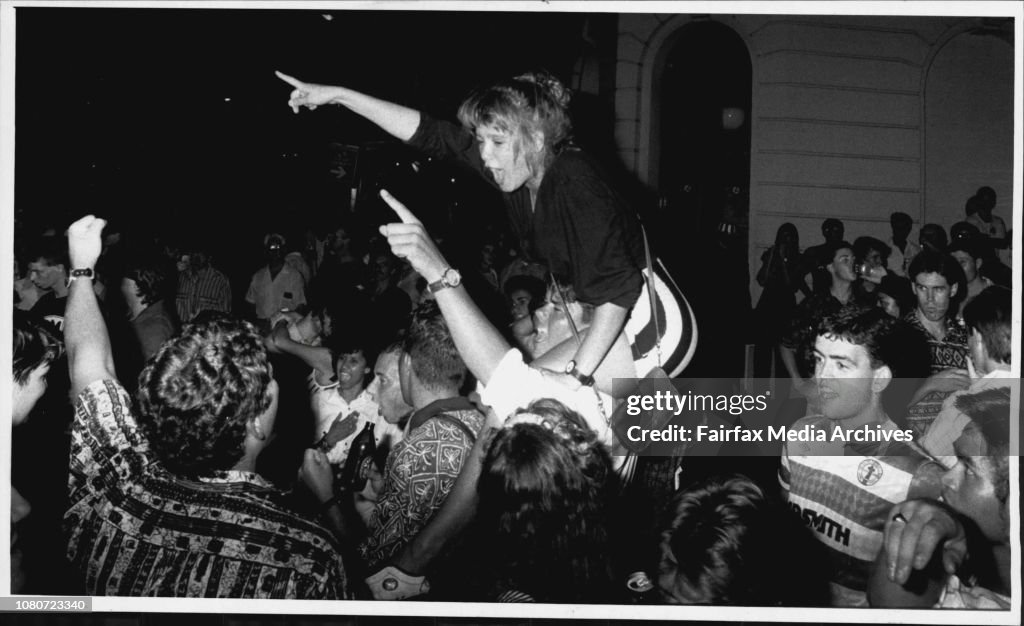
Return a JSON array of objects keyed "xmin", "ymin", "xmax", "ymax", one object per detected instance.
[
  {"xmin": 779, "ymin": 415, "xmax": 942, "ymax": 607},
  {"xmin": 176, "ymin": 266, "xmax": 232, "ymax": 323},
  {"xmin": 905, "ymin": 312, "xmax": 969, "ymax": 436},
  {"xmin": 65, "ymin": 379, "xmax": 349, "ymax": 599},
  {"xmin": 359, "ymin": 398, "xmax": 485, "ymax": 569}
]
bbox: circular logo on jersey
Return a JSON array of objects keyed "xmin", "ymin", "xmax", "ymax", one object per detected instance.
[{"xmin": 857, "ymin": 458, "xmax": 883, "ymax": 486}]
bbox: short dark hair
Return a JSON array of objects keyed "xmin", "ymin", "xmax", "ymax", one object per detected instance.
[
  {"xmin": 907, "ymin": 249, "xmax": 965, "ymax": 295},
  {"xmin": 13, "ymin": 309, "xmax": 63, "ymax": 384},
  {"xmin": 27, "ymin": 235, "xmax": 68, "ymax": 270},
  {"xmin": 918, "ymin": 223, "xmax": 949, "ymax": 251},
  {"xmin": 136, "ymin": 313, "xmax": 273, "ymax": 477},
  {"xmin": 853, "ymin": 236, "xmax": 891, "ymax": 264},
  {"xmin": 823, "ymin": 240, "xmax": 853, "ymax": 267},
  {"xmin": 818, "ymin": 307, "xmax": 929, "ymax": 377},
  {"xmin": 661, "ymin": 475, "xmax": 828, "ymax": 605},
  {"xmin": 954, "ymin": 386, "xmax": 1010, "ymax": 505},
  {"xmin": 817, "ymin": 307, "xmax": 930, "ymax": 417},
  {"xmin": 402, "ymin": 300, "xmax": 466, "ymax": 392},
  {"xmin": 963, "ymin": 286, "xmax": 1011, "ymax": 365},
  {"xmin": 125, "ymin": 251, "xmax": 174, "ymax": 307},
  {"xmin": 822, "ymin": 218, "xmax": 843, "ymax": 232},
  {"xmin": 876, "ymin": 274, "xmax": 915, "ymax": 318},
  {"xmin": 890, "ymin": 212, "xmax": 912, "ymax": 228},
  {"xmin": 326, "ymin": 332, "xmax": 377, "ymax": 376},
  {"xmin": 947, "ymin": 237, "xmax": 982, "ymax": 262}
]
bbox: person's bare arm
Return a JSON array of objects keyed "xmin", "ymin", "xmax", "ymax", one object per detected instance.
[
  {"xmin": 65, "ymin": 216, "xmax": 118, "ymax": 398},
  {"xmin": 276, "ymin": 72, "xmax": 420, "ymax": 142},
  {"xmin": 268, "ymin": 324, "xmax": 333, "ymax": 381},
  {"xmin": 378, "ymin": 190, "xmax": 510, "ymax": 385}
]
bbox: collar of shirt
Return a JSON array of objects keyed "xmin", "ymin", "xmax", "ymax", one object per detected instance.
[
  {"xmin": 407, "ymin": 396, "xmax": 476, "ymax": 432},
  {"xmin": 199, "ymin": 470, "xmax": 275, "ymax": 489}
]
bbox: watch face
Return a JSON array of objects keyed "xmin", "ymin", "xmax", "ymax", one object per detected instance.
[
  {"xmin": 444, "ymin": 268, "xmax": 461, "ymax": 287},
  {"xmin": 565, "ymin": 360, "xmax": 576, "ymax": 375}
]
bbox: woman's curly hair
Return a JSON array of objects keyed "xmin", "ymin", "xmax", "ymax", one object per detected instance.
[
  {"xmin": 136, "ymin": 312, "xmax": 273, "ymax": 477},
  {"xmin": 457, "ymin": 70, "xmax": 573, "ymax": 173},
  {"xmin": 477, "ymin": 398, "xmax": 616, "ymax": 603}
]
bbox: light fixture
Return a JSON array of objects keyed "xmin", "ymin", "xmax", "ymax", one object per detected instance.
[{"xmin": 721, "ymin": 107, "xmax": 745, "ymax": 130}]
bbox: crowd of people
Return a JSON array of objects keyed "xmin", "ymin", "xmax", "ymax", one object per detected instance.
[{"xmin": 9, "ymin": 69, "xmax": 1013, "ymax": 610}]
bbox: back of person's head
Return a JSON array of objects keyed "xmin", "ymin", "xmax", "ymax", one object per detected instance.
[
  {"xmin": 402, "ymin": 300, "xmax": 466, "ymax": 393},
  {"xmin": 660, "ymin": 475, "xmax": 829, "ymax": 606},
  {"xmin": 963, "ymin": 286, "xmax": 1011, "ymax": 365},
  {"xmin": 950, "ymin": 221, "xmax": 982, "ymax": 244},
  {"xmin": 918, "ymin": 223, "xmax": 949, "ymax": 251},
  {"xmin": 457, "ymin": 70, "xmax": 573, "ymax": 166},
  {"xmin": 890, "ymin": 211, "xmax": 912, "ymax": 230},
  {"xmin": 124, "ymin": 249, "xmax": 175, "ymax": 307},
  {"xmin": 821, "ymin": 218, "xmax": 844, "ymax": 239},
  {"xmin": 947, "ymin": 237, "xmax": 983, "ymax": 263},
  {"xmin": 13, "ymin": 309, "xmax": 62, "ymax": 384},
  {"xmin": 975, "ymin": 185, "xmax": 997, "ymax": 209},
  {"xmin": 478, "ymin": 398, "xmax": 615, "ymax": 602},
  {"xmin": 136, "ymin": 312, "xmax": 273, "ymax": 477}
]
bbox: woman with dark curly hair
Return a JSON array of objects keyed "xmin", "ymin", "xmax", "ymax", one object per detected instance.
[{"xmin": 474, "ymin": 398, "xmax": 618, "ymax": 603}]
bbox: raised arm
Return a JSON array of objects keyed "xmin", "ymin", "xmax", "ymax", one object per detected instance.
[
  {"xmin": 378, "ymin": 190, "xmax": 510, "ymax": 385},
  {"xmin": 64, "ymin": 216, "xmax": 118, "ymax": 397},
  {"xmin": 276, "ymin": 71, "xmax": 420, "ymax": 142},
  {"xmin": 268, "ymin": 324, "xmax": 334, "ymax": 382}
]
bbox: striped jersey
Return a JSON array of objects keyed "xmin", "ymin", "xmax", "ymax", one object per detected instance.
[{"xmin": 779, "ymin": 414, "xmax": 943, "ymax": 607}]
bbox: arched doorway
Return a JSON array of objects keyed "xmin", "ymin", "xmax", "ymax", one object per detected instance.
[
  {"xmin": 924, "ymin": 25, "xmax": 1013, "ymax": 235},
  {"xmin": 655, "ymin": 21, "xmax": 752, "ymax": 377}
]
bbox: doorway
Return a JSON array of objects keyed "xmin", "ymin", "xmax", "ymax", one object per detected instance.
[{"xmin": 656, "ymin": 20, "xmax": 752, "ymax": 377}]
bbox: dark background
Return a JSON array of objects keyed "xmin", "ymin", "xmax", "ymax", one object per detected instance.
[{"xmin": 14, "ymin": 7, "xmax": 594, "ymax": 239}]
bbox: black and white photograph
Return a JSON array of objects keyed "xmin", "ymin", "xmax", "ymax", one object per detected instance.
[{"xmin": 2, "ymin": 1, "xmax": 1020, "ymax": 623}]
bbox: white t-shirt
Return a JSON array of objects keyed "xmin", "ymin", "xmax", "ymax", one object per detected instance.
[
  {"xmin": 309, "ymin": 375, "xmax": 403, "ymax": 465},
  {"xmin": 477, "ymin": 348, "xmax": 614, "ymax": 448},
  {"xmin": 245, "ymin": 264, "xmax": 307, "ymax": 320}
]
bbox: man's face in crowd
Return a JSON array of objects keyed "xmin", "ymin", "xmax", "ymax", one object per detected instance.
[
  {"xmin": 367, "ymin": 350, "xmax": 412, "ymax": 425},
  {"xmin": 950, "ymin": 250, "xmax": 979, "ymax": 283},
  {"xmin": 829, "ymin": 247, "xmax": 856, "ymax": 283},
  {"xmin": 913, "ymin": 272, "xmax": 956, "ymax": 322},
  {"xmin": 942, "ymin": 426, "xmax": 1007, "ymax": 542},
  {"xmin": 813, "ymin": 334, "xmax": 883, "ymax": 424},
  {"xmin": 27, "ymin": 258, "xmax": 63, "ymax": 292}
]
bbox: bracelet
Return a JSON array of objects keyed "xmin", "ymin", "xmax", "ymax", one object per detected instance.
[{"xmin": 319, "ymin": 496, "xmax": 340, "ymax": 515}]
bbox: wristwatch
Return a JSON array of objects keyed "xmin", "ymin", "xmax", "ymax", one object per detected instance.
[
  {"xmin": 564, "ymin": 360, "xmax": 595, "ymax": 387},
  {"xmin": 66, "ymin": 268, "xmax": 95, "ymax": 287},
  {"xmin": 428, "ymin": 267, "xmax": 462, "ymax": 294}
]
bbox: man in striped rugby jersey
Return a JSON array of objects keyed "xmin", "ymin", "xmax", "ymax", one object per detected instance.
[{"xmin": 780, "ymin": 307, "xmax": 943, "ymax": 607}]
